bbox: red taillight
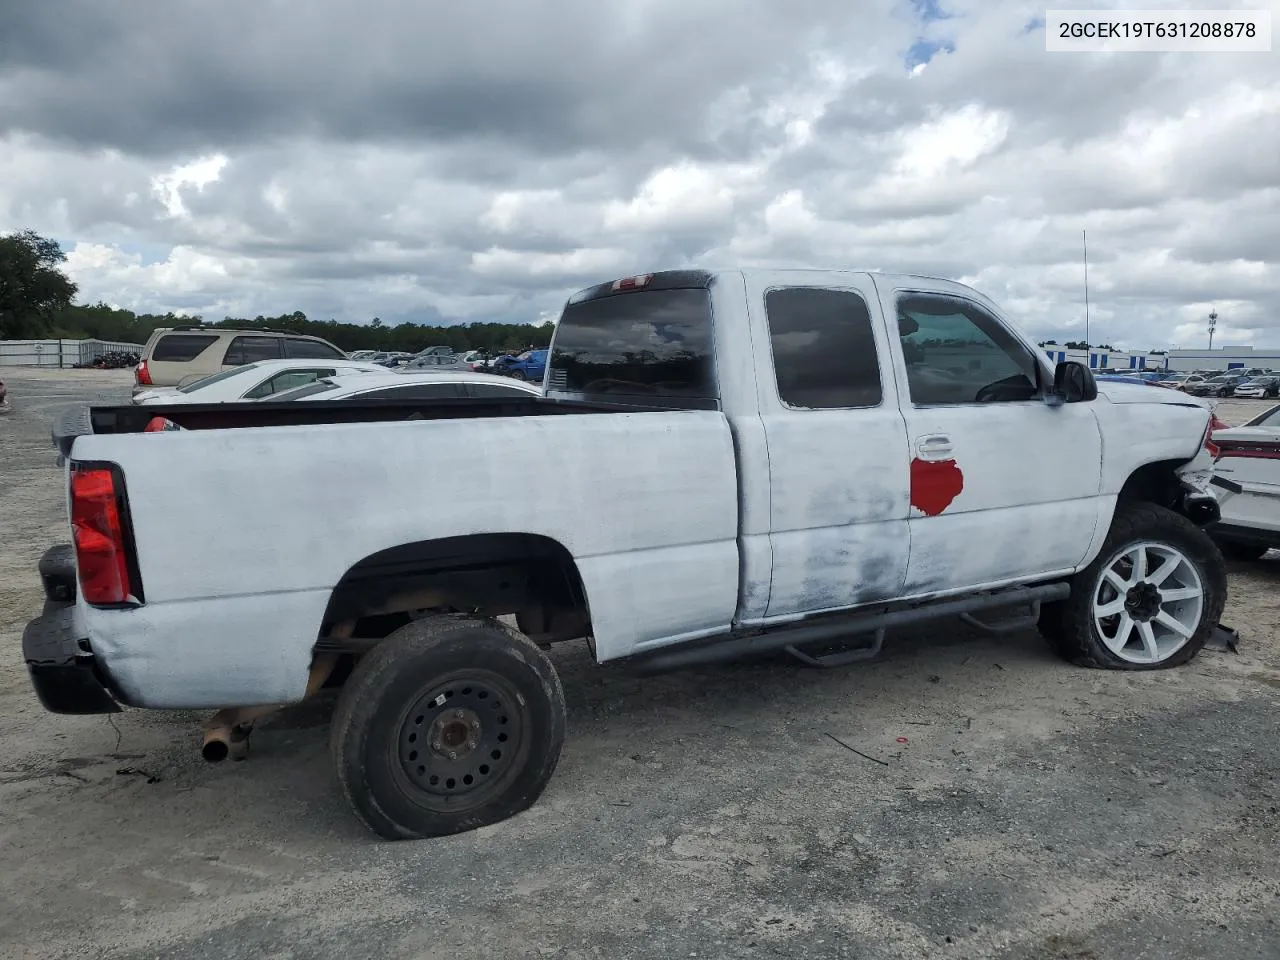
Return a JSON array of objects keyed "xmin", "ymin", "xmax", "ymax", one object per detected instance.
[
  {"xmin": 611, "ymin": 274, "xmax": 653, "ymax": 292},
  {"xmin": 135, "ymin": 360, "xmax": 152, "ymax": 386},
  {"xmin": 70, "ymin": 465, "xmax": 135, "ymax": 605},
  {"xmin": 1205, "ymin": 415, "xmax": 1228, "ymax": 460}
]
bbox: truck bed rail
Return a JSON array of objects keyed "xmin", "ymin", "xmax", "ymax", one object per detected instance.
[{"xmin": 51, "ymin": 394, "xmax": 681, "ymax": 458}]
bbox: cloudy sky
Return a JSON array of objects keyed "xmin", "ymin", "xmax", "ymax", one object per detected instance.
[{"xmin": 1, "ymin": 0, "xmax": 1276, "ymax": 350}]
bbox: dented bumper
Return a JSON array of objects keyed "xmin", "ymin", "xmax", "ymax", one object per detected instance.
[{"xmin": 22, "ymin": 545, "xmax": 121, "ymax": 715}]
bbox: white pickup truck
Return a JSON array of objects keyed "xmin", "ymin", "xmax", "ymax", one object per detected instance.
[{"xmin": 24, "ymin": 269, "xmax": 1227, "ymax": 841}]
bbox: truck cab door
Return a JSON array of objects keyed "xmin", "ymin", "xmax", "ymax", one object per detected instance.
[
  {"xmin": 873, "ymin": 280, "xmax": 1104, "ymax": 596},
  {"xmin": 742, "ymin": 272, "xmax": 912, "ymax": 624}
]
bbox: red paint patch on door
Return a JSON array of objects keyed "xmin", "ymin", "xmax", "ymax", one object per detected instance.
[{"xmin": 910, "ymin": 457, "xmax": 964, "ymax": 516}]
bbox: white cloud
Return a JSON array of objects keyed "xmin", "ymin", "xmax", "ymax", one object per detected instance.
[
  {"xmin": 0, "ymin": 0, "xmax": 1275, "ymax": 348},
  {"xmin": 602, "ymin": 162, "xmax": 741, "ymax": 233},
  {"xmin": 150, "ymin": 154, "xmax": 228, "ymax": 218},
  {"xmin": 63, "ymin": 241, "xmax": 254, "ymax": 308},
  {"xmin": 470, "ymin": 246, "xmax": 632, "ymax": 280},
  {"xmin": 893, "ymin": 103, "xmax": 1009, "ymax": 180}
]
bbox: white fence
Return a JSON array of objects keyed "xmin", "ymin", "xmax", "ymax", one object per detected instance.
[{"xmin": 0, "ymin": 338, "xmax": 146, "ymax": 368}]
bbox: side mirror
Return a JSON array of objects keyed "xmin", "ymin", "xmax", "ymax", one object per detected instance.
[{"xmin": 1052, "ymin": 361, "xmax": 1097, "ymax": 404}]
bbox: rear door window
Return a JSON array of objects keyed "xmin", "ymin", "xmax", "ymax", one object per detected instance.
[
  {"xmin": 467, "ymin": 382, "xmax": 537, "ymax": 399},
  {"xmin": 151, "ymin": 334, "xmax": 219, "ymax": 362},
  {"xmin": 242, "ymin": 368, "xmax": 334, "ymax": 399},
  {"xmin": 284, "ymin": 338, "xmax": 346, "ymax": 360},
  {"xmin": 270, "ymin": 380, "xmax": 340, "ymax": 400},
  {"xmin": 764, "ymin": 287, "xmax": 883, "ymax": 409},
  {"xmin": 177, "ymin": 364, "xmax": 259, "ymax": 393},
  {"xmin": 224, "ymin": 336, "xmax": 283, "ymax": 366},
  {"xmin": 549, "ymin": 288, "xmax": 715, "ymax": 399}
]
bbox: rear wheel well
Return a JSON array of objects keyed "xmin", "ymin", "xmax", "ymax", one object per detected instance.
[{"xmin": 318, "ymin": 534, "xmax": 592, "ymax": 654}]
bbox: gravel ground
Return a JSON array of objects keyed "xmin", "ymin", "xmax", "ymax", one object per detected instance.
[{"xmin": 1, "ymin": 367, "xmax": 1278, "ymax": 960}]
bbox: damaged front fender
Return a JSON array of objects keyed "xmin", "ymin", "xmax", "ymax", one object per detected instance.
[{"xmin": 1175, "ymin": 447, "xmax": 1221, "ymax": 525}]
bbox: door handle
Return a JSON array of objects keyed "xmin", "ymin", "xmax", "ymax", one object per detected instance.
[{"xmin": 916, "ymin": 434, "xmax": 953, "ymax": 460}]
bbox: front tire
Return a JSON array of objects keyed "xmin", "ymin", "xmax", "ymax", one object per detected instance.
[
  {"xmin": 1040, "ymin": 502, "xmax": 1226, "ymax": 670},
  {"xmin": 331, "ymin": 615, "xmax": 566, "ymax": 841}
]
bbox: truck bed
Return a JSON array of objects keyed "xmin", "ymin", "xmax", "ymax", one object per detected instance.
[
  {"xmin": 53, "ymin": 393, "xmax": 713, "ymax": 457},
  {"xmin": 53, "ymin": 397, "xmax": 743, "ymax": 705}
]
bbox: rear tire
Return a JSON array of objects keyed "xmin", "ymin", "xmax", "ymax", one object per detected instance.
[
  {"xmin": 1040, "ymin": 502, "xmax": 1226, "ymax": 670},
  {"xmin": 1217, "ymin": 539, "xmax": 1270, "ymax": 562},
  {"xmin": 331, "ymin": 615, "xmax": 566, "ymax": 841}
]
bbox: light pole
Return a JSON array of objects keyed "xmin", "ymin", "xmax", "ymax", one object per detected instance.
[
  {"xmin": 1082, "ymin": 230, "xmax": 1090, "ymax": 348},
  {"xmin": 1208, "ymin": 309, "xmax": 1218, "ymax": 351}
]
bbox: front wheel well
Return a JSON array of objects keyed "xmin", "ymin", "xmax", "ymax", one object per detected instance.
[
  {"xmin": 1118, "ymin": 460, "xmax": 1185, "ymax": 511},
  {"xmin": 1117, "ymin": 458, "xmax": 1218, "ymax": 527},
  {"xmin": 318, "ymin": 533, "xmax": 592, "ymax": 652}
]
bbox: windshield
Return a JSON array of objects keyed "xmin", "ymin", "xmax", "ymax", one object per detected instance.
[{"xmin": 176, "ymin": 364, "xmax": 259, "ymax": 393}]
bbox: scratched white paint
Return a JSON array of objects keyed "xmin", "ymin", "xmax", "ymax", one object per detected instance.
[
  {"xmin": 902, "ymin": 401, "xmax": 1103, "ymax": 593},
  {"xmin": 705, "ymin": 272, "xmax": 775, "ymax": 624},
  {"xmin": 1094, "ymin": 392, "xmax": 1208, "ymax": 494},
  {"xmin": 738, "ymin": 271, "xmax": 913, "ymax": 620},
  {"xmin": 75, "ymin": 411, "xmax": 740, "ymax": 705},
  {"xmin": 68, "ymin": 268, "xmax": 1217, "ymax": 709}
]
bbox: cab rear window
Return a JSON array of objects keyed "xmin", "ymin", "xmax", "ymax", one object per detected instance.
[
  {"xmin": 548, "ymin": 288, "xmax": 714, "ymax": 399},
  {"xmin": 151, "ymin": 334, "xmax": 218, "ymax": 362}
]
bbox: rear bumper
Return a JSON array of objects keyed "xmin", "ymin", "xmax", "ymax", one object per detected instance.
[{"xmin": 22, "ymin": 544, "xmax": 121, "ymax": 715}]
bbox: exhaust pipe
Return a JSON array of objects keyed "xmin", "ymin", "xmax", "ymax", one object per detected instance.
[
  {"xmin": 201, "ymin": 722, "xmax": 251, "ymax": 762},
  {"xmin": 199, "ymin": 649, "xmax": 343, "ymax": 763}
]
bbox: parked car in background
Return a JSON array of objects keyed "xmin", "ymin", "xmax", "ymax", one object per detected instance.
[
  {"xmin": 347, "ymin": 350, "xmax": 377, "ymax": 360},
  {"xmin": 403, "ymin": 351, "xmax": 462, "ymax": 371},
  {"xmin": 269, "ymin": 370, "xmax": 542, "ymax": 402},
  {"xmin": 1207, "ymin": 401, "xmax": 1280, "ymax": 560},
  {"xmin": 411, "ymin": 346, "xmax": 457, "ymax": 365},
  {"xmin": 132, "ymin": 359, "xmax": 387, "ymax": 405},
  {"xmin": 1164, "ymin": 373, "xmax": 1216, "ymax": 391},
  {"xmin": 133, "ymin": 326, "xmax": 347, "ymax": 397},
  {"xmin": 1095, "ymin": 375, "xmax": 1165, "ymax": 389},
  {"xmin": 456, "ymin": 349, "xmax": 494, "ymax": 371},
  {"xmin": 1186, "ymin": 374, "xmax": 1248, "ymax": 398},
  {"xmin": 27, "ymin": 268, "xmax": 1227, "ymax": 842},
  {"xmin": 372, "ymin": 351, "xmax": 416, "ymax": 368},
  {"xmin": 1229, "ymin": 376, "xmax": 1280, "ymax": 399},
  {"xmin": 492, "ymin": 349, "xmax": 549, "ymax": 381}
]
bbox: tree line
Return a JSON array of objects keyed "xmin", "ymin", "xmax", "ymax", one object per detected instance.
[
  {"xmin": 1, "ymin": 229, "xmax": 555, "ymax": 355},
  {"xmin": 52, "ymin": 305, "xmax": 556, "ymax": 356}
]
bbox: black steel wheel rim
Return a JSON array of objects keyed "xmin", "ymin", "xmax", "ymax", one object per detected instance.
[{"xmin": 391, "ymin": 670, "xmax": 527, "ymax": 811}]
